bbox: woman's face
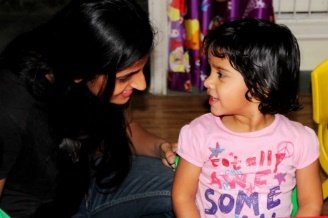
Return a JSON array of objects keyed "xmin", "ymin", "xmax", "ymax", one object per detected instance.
[{"xmin": 85, "ymin": 57, "xmax": 148, "ymax": 105}]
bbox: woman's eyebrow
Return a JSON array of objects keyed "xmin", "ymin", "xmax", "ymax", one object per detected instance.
[{"xmin": 117, "ymin": 70, "xmax": 139, "ymax": 78}]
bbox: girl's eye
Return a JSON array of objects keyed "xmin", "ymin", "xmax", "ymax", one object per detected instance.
[{"xmin": 218, "ymin": 72, "xmax": 225, "ymax": 78}]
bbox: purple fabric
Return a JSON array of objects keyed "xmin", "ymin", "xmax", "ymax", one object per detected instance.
[
  {"xmin": 167, "ymin": 0, "xmax": 192, "ymax": 91},
  {"xmin": 227, "ymin": 0, "xmax": 274, "ymax": 21},
  {"xmin": 167, "ymin": 0, "xmax": 274, "ymax": 92}
]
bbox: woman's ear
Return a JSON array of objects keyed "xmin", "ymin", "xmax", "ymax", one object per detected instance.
[
  {"xmin": 74, "ymin": 79, "xmax": 83, "ymax": 83},
  {"xmin": 45, "ymin": 73, "xmax": 55, "ymax": 83}
]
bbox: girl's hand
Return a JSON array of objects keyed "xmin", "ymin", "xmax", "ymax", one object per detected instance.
[{"xmin": 160, "ymin": 142, "xmax": 177, "ymax": 168}]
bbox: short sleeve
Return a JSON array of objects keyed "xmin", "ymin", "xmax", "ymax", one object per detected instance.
[
  {"xmin": 177, "ymin": 124, "xmax": 206, "ymax": 167},
  {"xmin": 294, "ymin": 126, "xmax": 319, "ymax": 169}
]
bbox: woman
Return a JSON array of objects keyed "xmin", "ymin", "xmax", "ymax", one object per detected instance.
[{"xmin": 0, "ymin": 0, "xmax": 176, "ymax": 217}]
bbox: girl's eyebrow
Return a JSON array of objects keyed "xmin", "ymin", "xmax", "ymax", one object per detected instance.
[
  {"xmin": 207, "ymin": 57, "xmax": 231, "ymax": 72},
  {"xmin": 211, "ymin": 63, "xmax": 228, "ymax": 72}
]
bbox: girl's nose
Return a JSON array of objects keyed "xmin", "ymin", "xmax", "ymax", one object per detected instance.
[
  {"xmin": 204, "ymin": 74, "xmax": 213, "ymax": 89},
  {"xmin": 130, "ymin": 71, "xmax": 147, "ymax": 91}
]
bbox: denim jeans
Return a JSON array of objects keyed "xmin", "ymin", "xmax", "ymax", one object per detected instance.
[{"xmin": 72, "ymin": 156, "xmax": 175, "ymax": 218}]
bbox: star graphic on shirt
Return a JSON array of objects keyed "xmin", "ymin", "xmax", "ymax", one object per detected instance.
[
  {"xmin": 209, "ymin": 142, "xmax": 224, "ymax": 158},
  {"xmin": 245, "ymin": 183, "xmax": 256, "ymax": 194},
  {"xmin": 274, "ymin": 172, "xmax": 287, "ymax": 185}
]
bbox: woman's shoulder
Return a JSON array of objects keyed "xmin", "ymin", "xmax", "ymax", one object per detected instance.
[
  {"xmin": 0, "ymin": 69, "xmax": 37, "ymax": 128},
  {"xmin": 0, "ymin": 69, "xmax": 33, "ymax": 104}
]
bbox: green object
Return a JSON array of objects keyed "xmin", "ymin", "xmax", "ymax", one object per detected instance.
[
  {"xmin": 291, "ymin": 187, "xmax": 298, "ymax": 217},
  {"xmin": 174, "ymin": 155, "xmax": 298, "ymax": 216},
  {"xmin": 174, "ymin": 155, "xmax": 180, "ymax": 168},
  {"xmin": 0, "ymin": 209, "xmax": 10, "ymax": 218}
]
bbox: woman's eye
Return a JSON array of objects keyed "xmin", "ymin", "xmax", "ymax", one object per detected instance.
[{"xmin": 117, "ymin": 75, "xmax": 131, "ymax": 82}]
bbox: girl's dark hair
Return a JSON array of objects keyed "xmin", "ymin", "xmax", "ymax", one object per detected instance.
[
  {"xmin": 0, "ymin": 0, "xmax": 154, "ymax": 191},
  {"xmin": 203, "ymin": 18, "xmax": 302, "ymax": 114}
]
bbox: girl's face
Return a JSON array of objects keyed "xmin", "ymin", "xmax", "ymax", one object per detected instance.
[
  {"xmin": 86, "ymin": 57, "xmax": 148, "ymax": 105},
  {"xmin": 204, "ymin": 53, "xmax": 258, "ymax": 117}
]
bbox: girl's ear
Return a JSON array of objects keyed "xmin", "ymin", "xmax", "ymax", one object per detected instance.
[{"xmin": 74, "ymin": 79, "xmax": 83, "ymax": 83}]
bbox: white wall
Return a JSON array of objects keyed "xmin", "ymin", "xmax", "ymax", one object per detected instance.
[
  {"xmin": 274, "ymin": 0, "xmax": 328, "ymax": 71},
  {"xmin": 148, "ymin": 0, "xmax": 168, "ymax": 95}
]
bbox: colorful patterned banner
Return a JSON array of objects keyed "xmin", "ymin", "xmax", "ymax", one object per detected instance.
[{"xmin": 167, "ymin": 0, "xmax": 274, "ymax": 92}]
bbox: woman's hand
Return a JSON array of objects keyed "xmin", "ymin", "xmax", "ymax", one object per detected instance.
[
  {"xmin": 127, "ymin": 120, "xmax": 177, "ymax": 168},
  {"xmin": 159, "ymin": 142, "xmax": 177, "ymax": 168}
]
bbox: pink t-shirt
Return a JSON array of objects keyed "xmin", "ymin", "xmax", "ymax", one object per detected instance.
[{"xmin": 177, "ymin": 113, "xmax": 319, "ymax": 218}]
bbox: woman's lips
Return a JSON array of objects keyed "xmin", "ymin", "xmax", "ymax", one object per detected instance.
[{"xmin": 122, "ymin": 89, "xmax": 133, "ymax": 97}]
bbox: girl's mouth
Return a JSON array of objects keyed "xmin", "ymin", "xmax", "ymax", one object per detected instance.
[{"xmin": 209, "ymin": 96, "xmax": 219, "ymax": 105}]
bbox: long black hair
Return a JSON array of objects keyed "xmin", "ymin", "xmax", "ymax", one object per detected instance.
[
  {"xmin": 203, "ymin": 18, "xmax": 302, "ymax": 114},
  {"xmin": 0, "ymin": 0, "xmax": 154, "ymax": 192}
]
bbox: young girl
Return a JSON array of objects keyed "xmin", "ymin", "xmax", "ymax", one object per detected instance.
[
  {"xmin": 172, "ymin": 19, "xmax": 323, "ymax": 217},
  {"xmin": 0, "ymin": 0, "xmax": 176, "ymax": 217}
]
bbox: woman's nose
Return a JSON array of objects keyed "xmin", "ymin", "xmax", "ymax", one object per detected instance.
[{"xmin": 130, "ymin": 71, "xmax": 147, "ymax": 91}]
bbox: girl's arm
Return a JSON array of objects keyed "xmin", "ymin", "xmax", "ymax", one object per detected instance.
[
  {"xmin": 126, "ymin": 104, "xmax": 177, "ymax": 167},
  {"xmin": 172, "ymin": 157, "xmax": 201, "ymax": 218},
  {"xmin": 295, "ymin": 159, "xmax": 323, "ymax": 216}
]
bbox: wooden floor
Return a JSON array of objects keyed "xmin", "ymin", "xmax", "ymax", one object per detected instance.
[{"xmin": 131, "ymin": 93, "xmax": 328, "ymax": 215}]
